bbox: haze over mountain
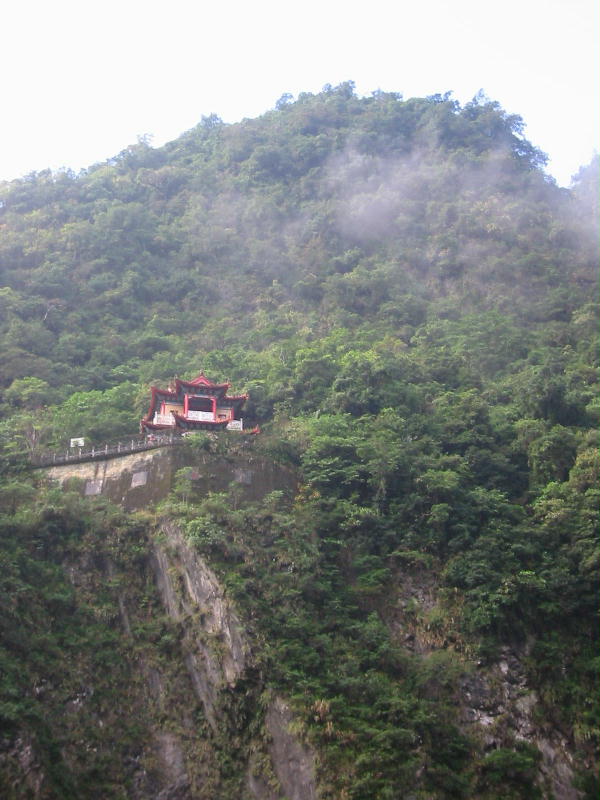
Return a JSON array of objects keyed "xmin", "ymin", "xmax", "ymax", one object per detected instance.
[
  {"xmin": 0, "ymin": 85, "xmax": 597, "ymax": 799},
  {"xmin": 3, "ymin": 0, "xmax": 598, "ymax": 187}
]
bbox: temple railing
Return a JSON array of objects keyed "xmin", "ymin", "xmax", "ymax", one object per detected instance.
[
  {"xmin": 32, "ymin": 432, "xmax": 183, "ymax": 468},
  {"xmin": 32, "ymin": 420, "xmax": 247, "ymax": 468},
  {"xmin": 153, "ymin": 413, "xmax": 175, "ymax": 426},
  {"xmin": 186, "ymin": 410, "xmax": 214, "ymax": 421}
]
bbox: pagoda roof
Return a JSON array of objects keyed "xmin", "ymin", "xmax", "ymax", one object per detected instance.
[
  {"xmin": 177, "ymin": 372, "xmax": 231, "ymax": 392},
  {"xmin": 140, "ymin": 385, "xmax": 176, "ymax": 426},
  {"xmin": 187, "ymin": 372, "xmax": 229, "ymax": 388},
  {"xmin": 140, "ymin": 372, "xmax": 248, "ymax": 429}
]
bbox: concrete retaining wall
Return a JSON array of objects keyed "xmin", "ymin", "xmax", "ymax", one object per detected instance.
[{"xmin": 44, "ymin": 446, "xmax": 297, "ymax": 511}]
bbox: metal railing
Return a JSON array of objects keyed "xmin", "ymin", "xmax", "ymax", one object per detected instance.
[{"xmin": 33, "ymin": 432, "xmax": 183, "ymax": 468}]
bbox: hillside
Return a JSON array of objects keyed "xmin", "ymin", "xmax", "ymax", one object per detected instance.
[{"xmin": 0, "ymin": 84, "xmax": 598, "ymax": 798}]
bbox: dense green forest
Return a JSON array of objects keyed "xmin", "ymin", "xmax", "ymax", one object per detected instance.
[{"xmin": 0, "ymin": 83, "xmax": 597, "ymax": 798}]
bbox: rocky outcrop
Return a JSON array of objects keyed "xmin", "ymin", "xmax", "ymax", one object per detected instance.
[
  {"xmin": 151, "ymin": 521, "xmax": 247, "ymax": 729},
  {"xmin": 460, "ymin": 646, "xmax": 580, "ymax": 800},
  {"xmin": 264, "ymin": 698, "xmax": 317, "ymax": 800},
  {"xmin": 388, "ymin": 567, "xmax": 581, "ymax": 799},
  {"xmin": 152, "ymin": 731, "xmax": 191, "ymax": 800},
  {"xmin": 246, "ymin": 698, "xmax": 318, "ymax": 800},
  {"xmin": 152, "ymin": 522, "xmax": 318, "ymax": 800}
]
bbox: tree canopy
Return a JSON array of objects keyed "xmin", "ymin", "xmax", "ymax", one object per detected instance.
[{"xmin": 0, "ymin": 84, "xmax": 597, "ymax": 798}]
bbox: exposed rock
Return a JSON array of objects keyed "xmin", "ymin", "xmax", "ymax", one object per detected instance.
[
  {"xmin": 151, "ymin": 522, "xmax": 247, "ymax": 729},
  {"xmin": 0, "ymin": 736, "xmax": 49, "ymax": 798},
  {"xmin": 387, "ymin": 568, "xmax": 440, "ymax": 655},
  {"xmin": 246, "ymin": 697, "xmax": 318, "ymax": 800},
  {"xmin": 153, "ymin": 731, "xmax": 191, "ymax": 800},
  {"xmin": 263, "ymin": 698, "xmax": 317, "ymax": 800},
  {"xmin": 389, "ymin": 569, "xmax": 582, "ymax": 800},
  {"xmin": 460, "ymin": 646, "xmax": 580, "ymax": 799},
  {"xmin": 152, "ymin": 524, "xmax": 318, "ymax": 800},
  {"xmin": 246, "ymin": 758, "xmax": 280, "ymax": 800}
]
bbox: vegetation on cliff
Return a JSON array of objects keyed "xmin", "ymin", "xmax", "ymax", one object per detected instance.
[{"xmin": 0, "ymin": 84, "xmax": 597, "ymax": 797}]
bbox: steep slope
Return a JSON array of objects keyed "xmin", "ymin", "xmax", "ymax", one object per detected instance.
[
  {"xmin": 0, "ymin": 84, "xmax": 597, "ymax": 798},
  {"xmin": 0, "ymin": 86, "xmax": 595, "ymax": 411},
  {"xmin": 0, "ymin": 491, "xmax": 317, "ymax": 799}
]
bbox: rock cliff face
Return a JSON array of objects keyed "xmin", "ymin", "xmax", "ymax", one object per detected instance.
[
  {"xmin": 150, "ymin": 522, "xmax": 317, "ymax": 799},
  {"xmin": 459, "ymin": 647, "xmax": 579, "ymax": 800},
  {"xmin": 263, "ymin": 698, "xmax": 317, "ymax": 800},
  {"xmin": 388, "ymin": 566, "xmax": 582, "ymax": 800},
  {"xmin": 151, "ymin": 522, "xmax": 247, "ymax": 730},
  {"xmin": 0, "ymin": 508, "xmax": 317, "ymax": 800},
  {"xmin": 11, "ymin": 450, "xmax": 588, "ymax": 798}
]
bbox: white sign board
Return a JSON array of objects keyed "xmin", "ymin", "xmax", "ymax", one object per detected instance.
[
  {"xmin": 70, "ymin": 438, "xmax": 85, "ymax": 448},
  {"xmin": 131, "ymin": 471, "xmax": 148, "ymax": 488}
]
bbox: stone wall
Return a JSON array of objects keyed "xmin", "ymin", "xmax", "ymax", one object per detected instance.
[{"xmin": 44, "ymin": 445, "xmax": 297, "ymax": 511}]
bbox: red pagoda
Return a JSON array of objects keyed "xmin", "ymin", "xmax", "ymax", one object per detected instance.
[{"xmin": 140, "ymin": 373, "xmax": 248, "ymax": 434}]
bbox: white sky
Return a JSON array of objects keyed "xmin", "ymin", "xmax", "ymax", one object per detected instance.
[{"xmin": 1, "ymin": 0, "xmax": 597, "ymax": 187}]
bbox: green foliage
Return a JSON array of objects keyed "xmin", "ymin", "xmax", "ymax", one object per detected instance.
[
  {"xmin": 0, "ymin": 84, "xmax": 597, "ymax": 795},
  {"xmin": 3, "ymin": 376, "xmax": 53, "ymax": 409},
  {"xmin": 478, "ymin": 744, "xmax": 542, "ymax": 798},
  {"xmin": 168, "ymin": 486, "xmax": 473, "ymax": 797}
]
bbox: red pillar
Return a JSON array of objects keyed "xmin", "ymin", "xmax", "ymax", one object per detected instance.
[{"xmin": 212, "ymin": 397, "xmax": 216, "ymax": 420}]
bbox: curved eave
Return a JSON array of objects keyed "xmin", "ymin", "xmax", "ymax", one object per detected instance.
[
  {"xmin": 176, "ymin": 378, "xmax": 230, "ymax": 396},
  {"xmin": 220, "ymin": 394, "xmax": 249, "ymax": 411},
  {"xmin": 143, "ymin": 386, "xmax": 178, "ymax": 423},
  {"xmin": 187, "ymin": 372, "xmax": 231, "ymax": 388}
]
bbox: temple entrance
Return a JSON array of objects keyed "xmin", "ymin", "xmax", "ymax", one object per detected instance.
[
  {"xmin": 187, "ymin": 396, "xmax": 212, "ymax": 413},
  {"xmin": 141, "ymin": 373, "xmax": 247, "ymax": 433}
]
